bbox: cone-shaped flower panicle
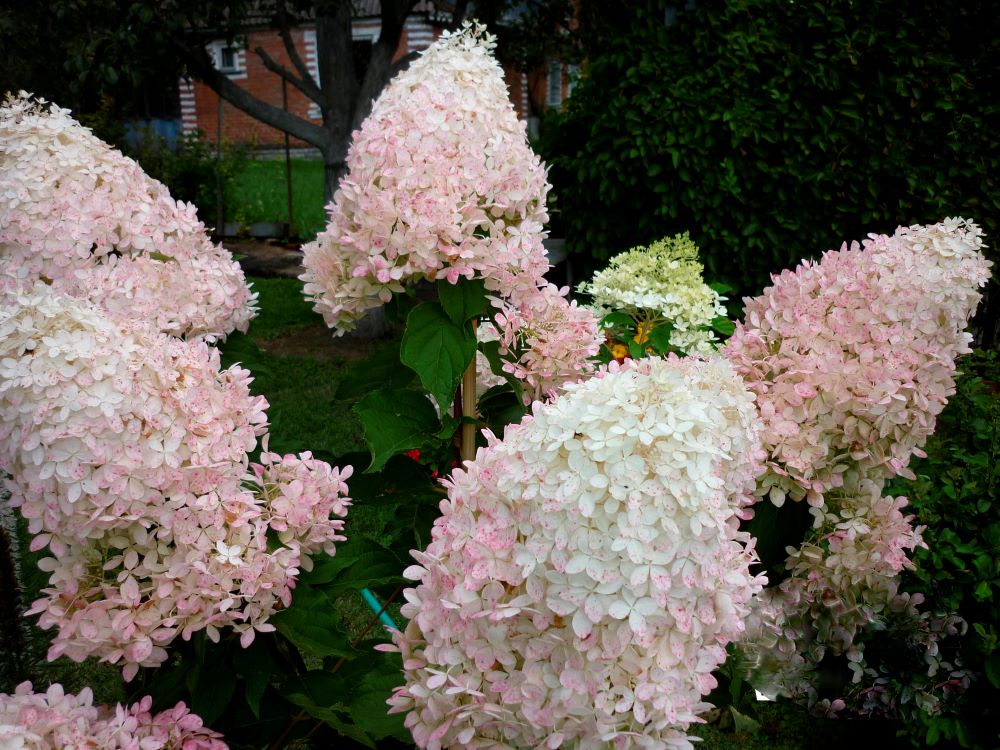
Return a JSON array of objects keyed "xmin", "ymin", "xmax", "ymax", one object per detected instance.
[
  {"xmin": 0, "ymin": 284, "xmax": 351, "ymax": 678},
  {"xmin": 0, "ymin": 681, "xmax": 228, "ymax": 749},
  {"xmin": 300, "ymin": 22, "xmax": 551, "ymax": 334},
  {"xmin": 0, "ymin": 92, "xmax": 256, "ymax": 341},
  {"xmin": 388, "ymin": 355, "xmax": 765, "ymax": 749},
  {"xmin": 742, "ymin": 473, "xmax": 928, "ymax": 702},
  {"xmin": 728, "ymin": 219, "xmax": 990, "ymax": 711},
  {"xmin": 724, "ymin": 218, "xmax": 991, "ymax": 511}
]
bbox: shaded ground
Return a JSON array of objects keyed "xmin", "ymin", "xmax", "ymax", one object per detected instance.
[
  {"xmin": 229, "ymin": 240, "xmax": 393, "ymax": 360},
  {"xmin": 227, "ymin": 238, "xmax": 304, "ymax": 279},
  {"xmin": 256, "ymin": 321, "xmax": 385, "ymax": 361}
]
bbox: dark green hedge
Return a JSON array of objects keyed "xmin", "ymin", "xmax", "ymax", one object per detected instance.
[
  {"xmin": 885, "ymin": 351, "xmax": 1000, "ymax": 748},
  {"xmin": 541, "ymin": 0, "xmax": 1000, "ymax": 299}
]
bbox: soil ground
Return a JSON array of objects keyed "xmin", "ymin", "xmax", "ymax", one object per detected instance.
[
  {"xmin": 226, "ymin": 238, "xmax": 305, "ymax": 279},
  {"xmin": 228, "ymin": 238, "xmax": 393, "ymax": 360}
]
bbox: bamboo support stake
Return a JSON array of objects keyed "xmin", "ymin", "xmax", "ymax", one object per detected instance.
[{"xmin": 460, "ymin": 320, "xmax": 478, "ymax": 462}]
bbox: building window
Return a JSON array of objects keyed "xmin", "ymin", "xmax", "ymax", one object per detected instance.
[
  {"xmin": 207, "ymin": 40, "xmax": 246, "ymax": 78},
  {"xmin": 547, "ymin": 61, "xmax": 563, "ymax": 108},
  {"xmin": 219, "ymin": 47, "xmax": 238, "ymax": 73}
]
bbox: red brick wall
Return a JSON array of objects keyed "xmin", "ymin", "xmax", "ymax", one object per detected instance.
[
  {"xmin": 193, "ymin": 29, "xmax": 321, "ymax": 148},
  {"xmin": 188, "ymin": 20, "xmax": 543, "ymax": 148}
]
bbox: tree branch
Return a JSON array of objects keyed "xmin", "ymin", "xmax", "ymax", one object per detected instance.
[
  {"xmin": 275, "ymin": 1, "xmax": 320, "ymax": 91},
  {"xmin": 389, "ymin": 50, "xmax": 420, "ymax": 77},
  {"xmin": 174, "ymin": 33, "xmax": 328, "ymax": 148},
  {"xmin": 253, "ymin": 44, "xmax": 322, "ymax": 103},
  {"xmin": 351, "ymin": 0, "xmax": 417, "ymax": 129}
]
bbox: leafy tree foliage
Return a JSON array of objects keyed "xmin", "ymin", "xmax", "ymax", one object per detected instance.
[{"xmin": 541, "ymin": 0, "xmax": 1000, "ymax": 310}]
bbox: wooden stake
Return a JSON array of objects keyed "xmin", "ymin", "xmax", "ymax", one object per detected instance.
[{"xmin": 460, "ymin": 320, "xmax": 478, "ymax": 462}]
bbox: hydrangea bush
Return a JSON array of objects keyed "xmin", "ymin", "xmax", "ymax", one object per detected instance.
[
  {"xmin": 578, "ymin": 233, "xmax": 727, "ymax": 357},
  {"xmin": 0, "ymin": 284, "xmax": 351, "ymax": 679},
  {"xmin": 726, "ymin": 218, "xmax": 992, "ymax": 712},
  {"xmin": 0, "ymin": 92, "xmax": 255, "ymax": 341},
  {"xmin": 387, "ymin": 356, "xmax": 765, "ymax": 748},
  {"xmin": 301, "ymin": 23, "xmax": 600, "ymax": 400},
  {"xmin": 0, "ymin": 681, "xmax": 227, "ymax": 749}
]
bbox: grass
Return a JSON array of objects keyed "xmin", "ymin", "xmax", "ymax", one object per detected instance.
[
  {"xmin": 225, "ymin": 159, "xmax": 327, "ymax": 240},
  {"xmin": 220, "ymin": 277, "xmax": 368, "ymax": 459}
]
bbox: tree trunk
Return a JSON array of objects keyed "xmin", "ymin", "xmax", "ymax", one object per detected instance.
[
  {"xmin": 321, "ymin": 151, "xmax": 346, "ymax": 206},
  {"xmin": 173, "ymin": 1, "xmax": 416, "ymax": 222}
]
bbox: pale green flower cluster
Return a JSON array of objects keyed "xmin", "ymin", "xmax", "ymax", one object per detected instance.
[{"xmin": 579, "ymin": 233, "xmax": 726, "ymax": 353}]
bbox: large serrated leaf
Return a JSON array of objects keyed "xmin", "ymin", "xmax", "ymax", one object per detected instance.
[
  {"xmin": 188, "ymin": 639, "xmax": 235, "ymax": 726},
  {"xmin": 712, "ymin": 316, "xmax": 736, "ymax": 337},
  {"xmin": 344, "ymin": 453, "xmax": 438, "ymax": 507},
  {"xmin": 478, "ymin": 384, "xmax": 528, "ymax": 434},
  {"xmin": 438, "ymin": 277, "xmax": 488, "ymax": 324},
  {"xmin": 235, "ymin": 639, "xmax": 277, "ymax": 719},
  {"xmin": 400, "ymin": 302, "xmax": 476, "ymax": 411},
  {"xmin": 479, "ymin": 339, "xmax": 524, "ymax": 404},
  {"xmin": 337, "ymin": 652, "xmax": 409, "ymax": 742},
  {"xmin": 282, "ymin": 671, "xmax": 375, "ymax": 747},
  {"xmin": 354, "ymin": 389, "xmax": 440, "ymax": 471},
  {"xmin": 299, "ymin": 537, "xmax": 404, "ymax": 594}
]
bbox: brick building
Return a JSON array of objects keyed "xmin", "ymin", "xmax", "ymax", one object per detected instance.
[{"xmin": 180, "ymin": 2, "xmax": 575, "ymax": 149}]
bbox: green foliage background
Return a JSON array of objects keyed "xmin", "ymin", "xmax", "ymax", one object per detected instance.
[
  {"xmin": 885, "ymin": 351, "xmax": 1000, "ymax": 748},
  {"xmin": 541, "ymin": 0, "xmax": 1000, "ymax": 299}
]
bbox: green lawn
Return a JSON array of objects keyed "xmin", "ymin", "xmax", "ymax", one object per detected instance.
[
  {"xmin": 226, "ymin": 159, "xmax": 327, "ymax": 240},
  {"xmin": 219, "ymin": 280, "xmax": 361, "ymax": 458}
]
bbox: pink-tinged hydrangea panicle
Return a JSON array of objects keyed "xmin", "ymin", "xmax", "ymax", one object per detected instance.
[
  {"xmin": 726, "ymin": 219, "xmax": 990, "ymax": 712},
  {"xmin": 0, "ymin": 285, "xmax": 351, "ymax": 678},
  {"xmin": 387, "ymin": 356, "xmax": 766, "ymax": 749},
  {"xmin": 485, "ymin": 283, "xmax": 602, "ymax": 403},
  {"xmin": 0, "ymin": 681, "xmax": 227, "ymax": 749},
  {"xmin": 0, "ymin": 91, "xmax": 256, "ymax": 341},
  {"xmin": 724, "ymin": 218, "xmax": 991, "ymax": 511},
  {"xmin": 742, "ymin": 474, "xmax": 927, "ymax": 701},
  {"xmin": 301, "ymin": 22, "xmax": 550, "ymax": 333},
  {"xmin": 300, "ymin": 23, "xmax": 600, "ymax": 398}
]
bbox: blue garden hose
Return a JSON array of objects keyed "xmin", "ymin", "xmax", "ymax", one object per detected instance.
[{"xmin": 360, "ymin": 587, "xmax": 399, "ymax": 630}]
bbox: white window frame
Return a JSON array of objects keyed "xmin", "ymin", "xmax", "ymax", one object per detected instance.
[
  {"xmin": 567, "ymin": 63, "xmax": 580, "ymax": 96},
  {"xmin": 207, "ymin": 40, "xmax": 247, "ymax": 79}
]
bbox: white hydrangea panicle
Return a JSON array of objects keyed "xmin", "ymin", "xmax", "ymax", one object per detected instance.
[
  {"xmin": 388, "ymin": 356, "xmax": 766, "ymax": 748},
  {"xmin": 0, "ymin": 91, "xmax": 256, "ymax": 341},
  {"xmin": 579, "ymin": 233, "xmax": 727, "ymax": 355}
]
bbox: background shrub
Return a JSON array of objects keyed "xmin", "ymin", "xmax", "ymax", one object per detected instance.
[
  {"xmin": 124, "ymin": 128, "xmax": 245, "ymax": 224},
  {"xmin": 540, "ymin": 0, "xmax": 1000, "ymax": 321},
  {"xmin": 883, "ymin": 351, "xmax": 1000, "ymax": 748}
]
